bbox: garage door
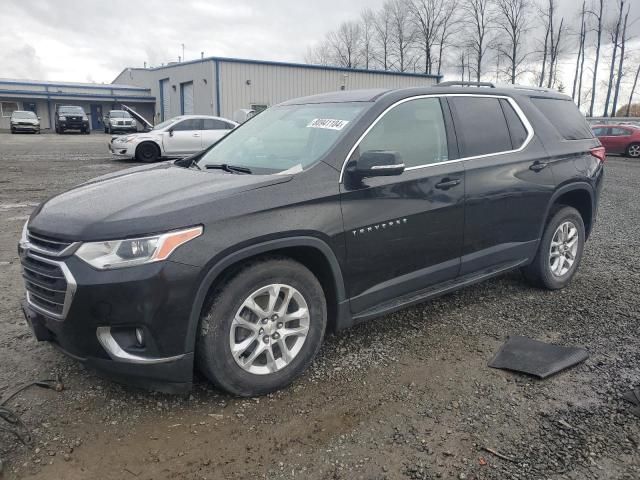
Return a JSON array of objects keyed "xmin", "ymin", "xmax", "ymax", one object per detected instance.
[
  {"xmin": 160, "ymin": 79, "xmax": 170, "ymax": 121},
  {"xmin": 181, "ymin": 82, "xmax": 194, "ymax": 115}
]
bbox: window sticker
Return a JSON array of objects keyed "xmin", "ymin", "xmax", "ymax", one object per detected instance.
[{"xmin": 307, "ymin": 118, "xmax": 349, "ymax": 130}]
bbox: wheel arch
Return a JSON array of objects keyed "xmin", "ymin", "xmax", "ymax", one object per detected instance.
[
  {"xmin": 543, "ymin": 183, "xmax": 595, "ymax": 239},
  {"xmin": 184, "ymin": 236, "xmax": 349, "ymax": 355},
  {"xmin": 135, "ymin": 140, "xmax": 161, "ymax": 159}
]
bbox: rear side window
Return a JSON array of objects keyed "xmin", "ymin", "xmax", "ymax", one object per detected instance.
[
  {"xmin": 450, "ymin": 97, "xmax": 512, "ymax": 157},
  {"xmin": 531, "ymin": 97, "xmax": 593, "ymax": 140},
  {"xmin": 499, "ymin": 99, "xmax": 528, "ymax": 149},
  {"xmin": 356, "ymin": 97, "xmax": 449, "ymax": 168},
  {"xmin": 203, "ymin": 118, "xmax": 230, "ymax": 130},
  {"xmin": 610, "ymin": 127, "xmax": 631, "ymax": 136}
]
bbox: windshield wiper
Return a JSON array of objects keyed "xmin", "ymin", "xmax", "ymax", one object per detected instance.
[{"xmin": 204, "ymin": 163, "xmax": 252, "ymax": 174}]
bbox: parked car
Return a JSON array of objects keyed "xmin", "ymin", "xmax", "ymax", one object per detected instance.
[
  {"xmin": 103, "ymin": 110, "xmax": 137, "ymax": 134},
  {"xmin": 55, "ymin": 106, "xmax": 90, "ymax": 134},
  {"xmin": 591, "ymin": 124, "xmax": 640, "ymax": 157},
  {"xmin": 19, "ymin": 84, "xmax": 604, "ymax": 396},
  {"xmin": 10, "ymin": 110, "xmax": 40, "ymax": 134},
  {"xmin": 109, "ymin": 115, "xmax": 238, "ymax": 162}
]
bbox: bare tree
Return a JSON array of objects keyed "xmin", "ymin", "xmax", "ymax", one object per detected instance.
[
  {"xmin": 360, "ymin": 9, "xmax": 377, "ymax": 69},
  {"xmin": 373, "ymin": 2, "xmax": 394, "ymax": 70},
  {"xmin": 587, "ymin": 0, "xmax": 604, "ymax": 117},
  {"xmin": 495, "ymin": 0, "xmax": 531, "ymax": 84},
  {"xmin": 436, "ymin": 0, "xmax": 461, "ymax": 76},
  {"xmin": 462, "ymin": 0, "xmax": 494, "ymax": 82},
  {"xmin": 304, "ymin": 41, "xmax": 332, "ymax": 66},
  {"xmin": 572, "ymin": 1, "xmax": 587, "ymax": 102},
  {"xmin": 327, "ymin": 21, "xmax": 363, "ymax": 69},
  {"xmin": 626, "ymin": 61, "xmax": 640, "ymax": 117},
  {"xmin": 540, "ymin": 0, "xmax": 565, "ymax": 89},
  {"xmin": 408, "ymin": 0, "xmax": 446, "ymax": 74},
  {"xmin": 538, "ymin": 2, "xmax": 550, "ymax": 87},
  {"xmin": 611, "ymin": 3, "xmax": 631, "ymax": 117},
  {"xmin": 549, "ymin": 16, "xmax": 566, "ymax": 88},
  {"xmin": 388, "ymin": 0, "xmax": 416, "ymax": 72},
  {"xmin": 603, "ymin": 0, "xmax": 625, "ymax": 116}
]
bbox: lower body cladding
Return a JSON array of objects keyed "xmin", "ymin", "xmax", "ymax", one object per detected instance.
[{"xmin": 20, "ymin": 253, "xmax": 201, "ymax": 393}]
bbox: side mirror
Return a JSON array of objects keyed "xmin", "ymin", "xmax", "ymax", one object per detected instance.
[
  {"xmin": 37, "ymin": 116, "xmax": 41, "ymax": 120},
  {"xmin": 168, "ymin": 128, "xmax": 174, "ymax": 137},
  {"xmin": 347, "ymin": 150, "xmax": 405, "ymax": 178}
]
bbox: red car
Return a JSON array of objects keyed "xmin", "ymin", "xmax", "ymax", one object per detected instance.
[{"xmin": 592, "ymin": 124, "xmax": 640, "ymax": 158}]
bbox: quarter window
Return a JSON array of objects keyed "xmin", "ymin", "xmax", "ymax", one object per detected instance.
[
  {"xmin": 499, "ymin": 99, "xmax": 528, "ymax": 149},
  {"xmin": 450, "ymin": 97, "xmax": 512, "ymax": 157},
  {"xmin": 355, "ymin": 98, "xmax": 449, "ymax": 168}
]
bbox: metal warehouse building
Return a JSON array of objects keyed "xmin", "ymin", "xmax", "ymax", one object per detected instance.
[
  {"xmin": 113, "ymin": 57, "xmax": 441, "ymax": 123},
  {"xmin": 0, "ymin": 79, "xmax": 155, "ymax": 131}
]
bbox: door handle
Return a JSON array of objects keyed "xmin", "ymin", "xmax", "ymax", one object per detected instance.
[
  {"xmin": 529, "ymin": 161, "xmax": 548, "ymax": 172},
  {"xmin": 435, "ymin": 178, "xmax": 461, "ymax": 190},
  {"xmin": 192, "ymin": 133, "xmax": 201, "ymax": 137}
]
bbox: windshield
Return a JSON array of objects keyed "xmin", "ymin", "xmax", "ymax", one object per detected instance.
[
  {"xmin": 58, "ymin": 106, "xmax": 84, "ymax": 115},
  {"xmin": 109, "ymin": 111, "xmax": 131, "ymax": 118},
  {"xmin": 12, "ymin": 111, "xmax": 36, "ymax": 119},
  {"xmin": 152, "ymin": 117, "xmax": 182, "ymax": 130},
  {"xmin": 196, "ymin": 103, "xmax": 366, "ymax": 174}
]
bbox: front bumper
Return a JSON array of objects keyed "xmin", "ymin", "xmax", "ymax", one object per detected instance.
[
  {"xmin": 12, "ymin": 124, "xmax": 40, "ymax": 131},
  {"xmin": 109, "ymin": 140, "xmax": 135, "ymax": 157},
  {"xmin": 20, "ymin": 250, "xmax": 202, "ymax": 393},
  {"xmin": 59, "ymin": 121, "xmax": 89, "ymax": 131}
]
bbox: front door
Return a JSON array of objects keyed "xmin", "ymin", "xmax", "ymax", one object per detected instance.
[
  {"xmin": 163, "ymin": 118, "xmax": 203, "ymax": 155},
  {"xmin": 90, "ymin": 104, "xmax": 103, "ymax": 131},
  {"xmin": 341, "ymin": 97, "xmax": 464, "ymax": 314}
]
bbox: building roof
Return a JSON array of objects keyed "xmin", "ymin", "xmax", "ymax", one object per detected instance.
[
  {"xmin": 0, "ymin": 78, "xmax": 149, "ymax": 91},
  {"xmin": 113, "ymin": 55, "xmax": 442, "ymax": 84}
]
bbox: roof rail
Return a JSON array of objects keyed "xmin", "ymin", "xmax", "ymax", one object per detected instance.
[
  {"xmin": 438, "ymin": 81, "xmax": 496, "ymax": 88},
  {"xmin": 510, "ymin": 85, "xmax": 552, "ymax": 93}
]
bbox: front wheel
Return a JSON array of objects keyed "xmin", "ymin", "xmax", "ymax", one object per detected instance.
[
  {"xmin": 135, "ymin": 142, "xmax": 160, "ymax": 163},
  {"xmin": 196, "ymin": 258, "xmax": 327, "ymax": 396},
  {"xmin": 626, "ymin": 143, "xmax": 640, "ymax": 158},
  {"xmin": 522, "ymin": 206, "xmax": 585, "ymax": 290}
]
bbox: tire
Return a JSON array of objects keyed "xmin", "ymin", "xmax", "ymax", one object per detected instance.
[
  {"xmin": 196, "ymin": 257, "xmax": 327, "ymax": 396},
  {"xmin": 135, "ymin": 142, "xmax": 160, "ymax": 163},
  {"xmin": 522, "ymin": 206, "xmax": 585, "ymax": 290},
  {"xmin": 107, "ymin": 126, "xmax": 112, "ymax": 135},
  {"xmin": 626, "ymin": 143, "xmax": 640, "ymax": 158},
  {"xmin": 85, "ymin": 129, "xmax": 90, "ymax": 135},
  {"xmin": 10, "ymin": 128, "xmax": 15, "ymax": 134}
]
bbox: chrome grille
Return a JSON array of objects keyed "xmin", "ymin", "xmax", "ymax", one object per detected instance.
[
  {"xmin": 21, "ymin": 252, "xmax": 76, "ymax": 319},
  {"xmin": 26, "ymin": 231, "xmax": 77, "ymax": 256}
]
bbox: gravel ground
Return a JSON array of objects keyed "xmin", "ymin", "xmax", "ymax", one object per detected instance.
[{"xmin": 0, "ymin": 133, "xmax": 639, "ymax": 480}]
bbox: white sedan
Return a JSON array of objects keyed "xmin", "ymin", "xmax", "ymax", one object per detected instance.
[{"xmin": 109, "ymin": 115, "xmax": 238, "ymax": 162}]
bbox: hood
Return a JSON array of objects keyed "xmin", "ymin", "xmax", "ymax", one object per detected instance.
[
  {"xmin": 121, "ymin": 104, "xmax": 153, "ymax": 130},
  {"xmin": 12, "ymin": 118, "xmax": 39, "ymax": 124},
  {"xmin": 28, "ymin": 163, "xmax": 292, "ymax": 241}
]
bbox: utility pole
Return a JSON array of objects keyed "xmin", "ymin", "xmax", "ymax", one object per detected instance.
[{"xmin": 182, "ymin": 44, "xmax": 185, "ymax": 62}]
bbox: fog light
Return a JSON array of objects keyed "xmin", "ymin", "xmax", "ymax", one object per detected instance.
[{"xmin": 135, "ymin": 328, "xmax": 145, "ymax": 346}]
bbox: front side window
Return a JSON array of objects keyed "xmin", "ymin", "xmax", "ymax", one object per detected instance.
[
  {"xmin": 197, "ymin": 102, "xmax": 366, "ymax": 174},
  {"xmin": 355, "ymin": 97, "xmax": 449, "ymax": 168},
  {"xmin": 450, "ymin": 97, "xmax": 512, "ymax": 157},
  {"xmin": 172, "ymin": 119, "xmax": 202, "ymax": 131},
  {"xmin": 592, "ymin": 127, "xmax": 606, "ymax": 136},
  {"xmin": 1, "ymin": 102, "xmax": 19, "ymax": 117}
]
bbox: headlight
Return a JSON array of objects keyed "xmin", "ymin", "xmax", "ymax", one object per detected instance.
[
  {"xmin": 131, "ymin": 120, "xmax": 137, "ymax": 125},
  {"xmin": 74, "ymin": 226, "xmax": 202, "ymax": 270},
  {"xmin": 82, "ymin": 115, "xmax": 89, "ymax": 121},
  {"xmin": 19, "ymin": 220, "xmax": 29, "ymax": 247},
  {"xmin": 120, "ymin": 135, "xmax": 136, "ymax": 143},
  {"xmin": 59, "ymin": 116, "xmax": 67, "ymax": 121}
]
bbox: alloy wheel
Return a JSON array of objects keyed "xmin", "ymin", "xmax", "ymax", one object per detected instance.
[
  {"xmin": 549, "ymin": 221, "xmax": 579, "ymax": 277},
  {"xmin": 628, "ymin": 144, "xmax": 640, "ymax": 158},
  {"xmin": 229, "ymin": 284, "xmax": 310, "ymax": 375}
]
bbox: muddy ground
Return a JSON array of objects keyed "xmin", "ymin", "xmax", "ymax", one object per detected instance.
[{"xmin": 0, "ymin": 133, "xmax": 639, "ymax": 480}]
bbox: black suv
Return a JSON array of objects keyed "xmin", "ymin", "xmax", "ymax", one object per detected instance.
[
  {"xmin": 19, "ymin": 84, "xmax": 604, "ymax": 396},
  {"xmin": 55, "ymin": 105, "xmax": 90, "ymax": 134}
]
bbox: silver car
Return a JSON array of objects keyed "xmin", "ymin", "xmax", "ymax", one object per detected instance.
[
  {"xmin": 103, "ymin": 110, "xmax": 137, "ymax": 134},
  {"xmin": 10, "ymin": 111, "xmax": 40, "ymax": 134}
]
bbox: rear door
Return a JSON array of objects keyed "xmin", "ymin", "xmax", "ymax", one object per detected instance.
[
  {"xmin": 340, "ymin": 96, "xmax": 465, "ymax": 314},
  {"xmin": 163, "ymin": 118, "xmax": 203, "ymax": 155},
  {"xmin": 202, "ymin": 118, "xmax": 234, "ymax": 148},
  {"xmin": 449, "ymin": 95, "xmax": 555, "ymax": 275}
]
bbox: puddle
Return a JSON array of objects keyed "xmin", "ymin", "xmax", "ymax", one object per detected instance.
[{"xmin": 0, "ymin": 202, "xmax": 39, "ymax": 210}]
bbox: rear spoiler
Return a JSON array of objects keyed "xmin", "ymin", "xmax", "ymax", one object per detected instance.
[{"xmin": 121, "ymin": 104, "xmax": 153, "ymax": 131}]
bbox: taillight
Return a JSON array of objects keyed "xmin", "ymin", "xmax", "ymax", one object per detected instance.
[{"xmin": 590, "ymin": 146, "xmax": 606, "ymax": 163}]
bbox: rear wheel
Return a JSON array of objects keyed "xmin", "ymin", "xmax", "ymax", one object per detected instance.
[
  {"xmin": 135, "ymin": 142, "xmax": 160, "ymax": 163},
  {"xmin": 626, "ymin": 143, "xmax": 640, "ymax": 158},
  {"xmin": 522, "ymin": 206, "xmax": 585, "ymax": 290},
  {"xmin": 196, "ymin": 258, "xmax": 326, "ymax": 396}
]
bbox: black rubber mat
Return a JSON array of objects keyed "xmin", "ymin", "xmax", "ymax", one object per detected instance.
[{"xmin": 488, "ymin": 336, "xmax": 589, "ymax": 379}]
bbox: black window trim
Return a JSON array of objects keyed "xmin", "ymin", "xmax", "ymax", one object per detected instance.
[{"xmin": 338, "ymin": 93, "xmax": 535, "ymax": 183}]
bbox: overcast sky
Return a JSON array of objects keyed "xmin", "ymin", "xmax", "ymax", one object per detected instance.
[{"xmin": 1, "ymin": 0, "xmax": 639, "ymax": 109}]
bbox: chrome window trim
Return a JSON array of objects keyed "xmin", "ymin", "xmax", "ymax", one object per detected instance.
[
  {"xmin": 339, "ymin": 93, "xmax": 535, "ymax": 183},
  {"xmin": 24, "ymin": 252, "xmax": 77, "ymax": 320},
  {"xmin": 96, "ymin": 327, "xmax": 186, "ymax": 365}
]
